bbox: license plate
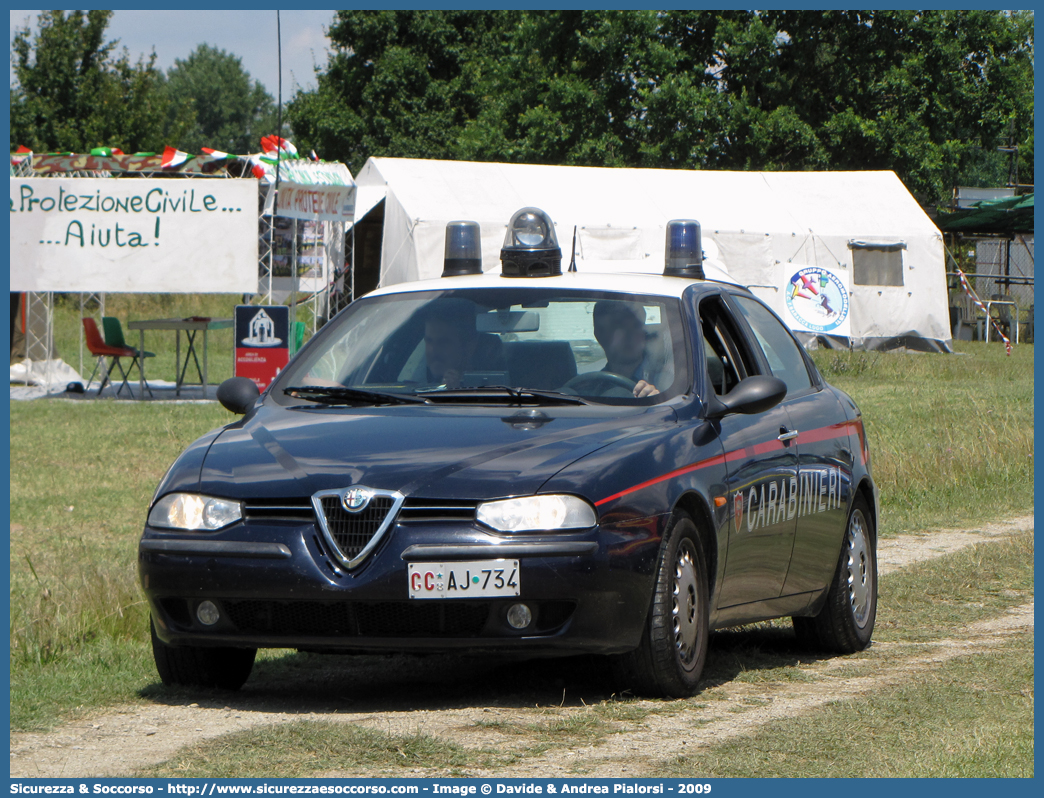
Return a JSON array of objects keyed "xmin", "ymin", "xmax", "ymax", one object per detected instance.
[{"xmin": 408, "ymin": 560, "xmax": 520, "ymax": 599}]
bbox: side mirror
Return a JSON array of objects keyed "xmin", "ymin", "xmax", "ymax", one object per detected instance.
[
  {"xmin": 217, "ymin": 377, "xmax": 260, "ymax": 415},
  {"xmin": 705, "ymin": 375, "xmax": 787, "ymax": 419}
]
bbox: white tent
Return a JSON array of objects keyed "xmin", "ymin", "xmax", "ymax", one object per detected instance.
[{"xmin": 351, "ymin": 157, "xmax": 952, "ymax": 352}]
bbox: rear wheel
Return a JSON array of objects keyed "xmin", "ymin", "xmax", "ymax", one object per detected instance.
[
  {"xmin": 792, "ymin": 495, "xmax": 877, "ymax": 653},
  {"xmin": 150, "ymin": 616, "xmax": 256, "ymax": 690},
  {"xmin": 613, "ymin": 512, "xmax": 709, "ymax": 697}
]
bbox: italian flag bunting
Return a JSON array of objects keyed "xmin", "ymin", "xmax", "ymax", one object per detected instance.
[
  {"xmin": 161, "ymin": 146, "xmax": 190, "ymax": 168},
  {"xmin": 260, "ymin": 135, "xmax": 298, "ymax": 157},
  {"xmin": 248, "ymin": 155, "xmax": 268, "ymax": 180},
  {"xmin": 201, "ymin": 147, "xmax": 231, "ymax": 159}
]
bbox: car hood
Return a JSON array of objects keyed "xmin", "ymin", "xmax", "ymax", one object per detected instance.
[{"xmin": 197, "ymin": 403, "xmax": 677, "ymax": 501}]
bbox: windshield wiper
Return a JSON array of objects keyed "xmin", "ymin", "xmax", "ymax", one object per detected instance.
[
  {"xmin": 283, "ymin": 386, "xmax": 430, "ymax": 406},
  {"xmin": 416, "ymin": 386, "xmax": 591, "ymax": 406}
]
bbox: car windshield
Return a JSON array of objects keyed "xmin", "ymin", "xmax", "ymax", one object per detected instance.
[{"xmin": 275, "ymin": 287, "xmax": 691, "ymax": 405}]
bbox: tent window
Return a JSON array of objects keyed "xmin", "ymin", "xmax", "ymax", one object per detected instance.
[
  {"xmin": 849, "ymin": 241, "xmax": 905, "ymax": 286},
  {"xmin": 578, "ymin": 228, "xmax": 642, "ymax": 260}
]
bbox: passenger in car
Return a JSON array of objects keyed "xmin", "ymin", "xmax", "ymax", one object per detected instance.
[
  {"xmin": 422, "ymin": 300, "xmax": 504, "ymax": 389},
  {"xmin": 592, "ymin": 300, "xmax": 664, "ymax": 397}
]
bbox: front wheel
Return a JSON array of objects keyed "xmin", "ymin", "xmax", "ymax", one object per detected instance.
[
  {"xmin": 612, "ymin": 512, "xmax": 709, "ymax": 697},
  {"xmin": 150, "ymin": 616, "xmax": 256, "ymax": 690},
  {"xmin": 793, "ymin": 495, "xmax": 877, "ymax": 653}
]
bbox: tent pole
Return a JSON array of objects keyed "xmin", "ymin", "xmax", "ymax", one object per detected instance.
[
  {"xmin": 79, "ymin": 293, "xmax": 85, "ymax": 378},
  {"xmin": 290, "ymin": 217, "xmax": 298, "ymax": 350}
]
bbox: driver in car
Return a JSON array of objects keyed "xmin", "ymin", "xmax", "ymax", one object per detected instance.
[{"xmin": 593, "ymin": 300, "xmax": 663, "ymax": 398}]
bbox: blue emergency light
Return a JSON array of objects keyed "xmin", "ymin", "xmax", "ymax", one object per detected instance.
[
  {"xmin": 664, "ymin": 219, "xmax": 705, "ymax": 279},
  {"xmin": 442, "ymin": 220, "xmax": 484, "ymax": 276}
]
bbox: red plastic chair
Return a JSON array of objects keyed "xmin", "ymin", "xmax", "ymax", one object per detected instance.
[{"xmin": 83, "ymin": 317, "xmax": 140, "ymax": 398}]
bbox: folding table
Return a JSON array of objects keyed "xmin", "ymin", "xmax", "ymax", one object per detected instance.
[{"xmin": 127, "ymin": 317, "xmax": 233, "ymax": 398}]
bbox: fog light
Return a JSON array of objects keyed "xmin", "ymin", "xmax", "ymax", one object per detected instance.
[
  {"xmin": 196, "ymin": 600, "xmax": 220, "ymax": 626},
  {"xmin": 506, "ymin": 603, "xmax": 533, "ymax": 630}
]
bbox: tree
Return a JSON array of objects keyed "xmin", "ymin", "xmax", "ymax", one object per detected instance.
[
  {"xmin": 10, "ymin": 10, "xmax": 193, "ymax": 153},
  {"xmin": 288, "ymin": 10, "xmax": 1034, "ymax": 206},
  {"xmin": 288, "ymin": 10, "xmax": 508, "ymax": 175},
  {"xmin": 165, "ymin": 44, "xmax": 279, "ymax": 155},
  {"xmin": 696, "ymin": 10, "xmax": 1035, "ymax": 201}
]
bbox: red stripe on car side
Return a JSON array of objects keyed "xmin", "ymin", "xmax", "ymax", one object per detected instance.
[
  {"xmin": 797, "ymin": 419, "xmax": 867, "ymax": 465},
  {"xmin": 595, "ymin": 420, "xmax": 861, "ymax": 507},
  {"xmin": 795, "ymin": 420, "xmax": 851, "ymax": 445},
  {"xmin": 594, "ymin": 453, "xmax": 727, "ymax": 507}
]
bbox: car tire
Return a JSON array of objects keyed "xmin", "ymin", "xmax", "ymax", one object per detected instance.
[
  {"xmin": 150, "ymin": 616, "xmax": 256, "ymax": 690},
  {"xmin": 792, "ymin": 494, "xmax": 877, "ymax": 653},
  {"xmin": 613, "ymin": 512, "xmax": 709, "ymax": 698}
]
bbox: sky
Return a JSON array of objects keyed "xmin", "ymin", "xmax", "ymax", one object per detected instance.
[{"xmin": 9, "ymin": 9, "xmax": 336, "ymax": 99}]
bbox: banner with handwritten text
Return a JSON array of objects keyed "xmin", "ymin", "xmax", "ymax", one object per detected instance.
[{"xmin": 10, "ymin": 178, "xmax": 258, "ymax": 292}]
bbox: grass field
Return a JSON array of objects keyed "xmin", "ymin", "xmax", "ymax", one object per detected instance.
[
  {"xmin": 8, "ymin": 306, "xmax": 1035, "ymax": 775},
  {"xmin": 810, "ymin": 344, "xmax": 1034, "ymax": 534},
  {"xmin": 10, "ymin": 400, "xmax": 233, "ymax": 729}
]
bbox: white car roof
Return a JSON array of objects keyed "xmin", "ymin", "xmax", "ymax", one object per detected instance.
[{"xmin": 365, "ymin": 264, "xmax": 742, "ymax": 301}]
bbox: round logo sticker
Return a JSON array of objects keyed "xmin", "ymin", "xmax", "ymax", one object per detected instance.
[{"xmin": 785, "ymin": 267, "xmax": 850, "ymax": 333}]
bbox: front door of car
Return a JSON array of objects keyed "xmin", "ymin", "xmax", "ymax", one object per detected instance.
[
  {"xmin": 697, "ymin": 295, "xmax": 799, "ymax": 608},
  {"xmin": 727, "ymin": 293, "xmax": 857, "ymax": 597}
]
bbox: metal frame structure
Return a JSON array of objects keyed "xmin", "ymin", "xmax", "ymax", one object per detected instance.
[
  {"xmin": 12, "ymin": 153, "xmax": 110, "ymax": 390},
  {"xmin": 257, "ymin": 199, "xmax": 346, "ymax": 343}
]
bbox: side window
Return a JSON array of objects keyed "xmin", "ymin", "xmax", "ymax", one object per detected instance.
[
  {"xmin": 730, "ymin": 295, "xmax": 813, "ymax": 395},
  {"xmin": 698, "ymin": 297, "xmax": 753, "ymax": 397}
]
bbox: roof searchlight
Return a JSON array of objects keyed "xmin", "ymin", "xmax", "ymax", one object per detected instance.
[
  {"xmin": 442, "ymin": 220, "xmax": 484, "ymax": 277},
  {"xmin": 500, "ymin": 207, "xmax": 562, "ymax": 278},
  {"xmin": 663, "ymin": 219, "xmax": 705, "ymax": 279}
]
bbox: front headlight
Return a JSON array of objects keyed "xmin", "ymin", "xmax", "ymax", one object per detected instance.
[
  {"xmin": 476, "ymin": 495, "xmax": 597, "ymax": 533},
  {"xmin": 147, "ymin": 493, "xmax": 243, "ymax": 531}
]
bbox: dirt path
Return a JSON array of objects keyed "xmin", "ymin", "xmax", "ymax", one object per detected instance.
[
  {"xmin": 474, "ymin": 600, "xmax": 1034, "ymax": 777},
  {"xmin": 10, "ymin": 515, "xmax": 1034, "ymax": 778}
]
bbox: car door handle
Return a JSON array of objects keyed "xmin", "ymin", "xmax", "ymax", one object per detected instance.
[{"xmin": 777, "ymin": 428, "xmax": 799, "ymax": 442}]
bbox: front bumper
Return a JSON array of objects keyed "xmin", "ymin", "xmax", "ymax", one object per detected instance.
[{"xmin": 139, "ymin": 515, "xmax": 664, "ymax": 655}]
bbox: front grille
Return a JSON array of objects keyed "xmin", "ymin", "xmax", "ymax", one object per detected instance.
[
  {"xmin": 398, "ymin": 498, "xmax": 477, "ymax": 523},
  {"xmin": 243, "ymin": 498, "xmax": 315, "ymax": 522},
  {"xmin": 242, "ymin": 496, "xmax": 479, "ymax": 526},
  {"xmin": 224, "ymin": 599, "xmax": 491, "ymax": 637},
  {"xmin": 319, "ymin": 495, "xmax": 395, "ymax": 560}
]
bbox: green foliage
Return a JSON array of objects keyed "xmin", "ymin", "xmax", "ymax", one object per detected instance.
[
  {"xmin": 736, "ymin": 10, "xmax": 1035, "ymax": 200},
  {"xmin": 289, "ymin": 10, "xmax": 1034, "ymax": 204},
  {"xmin": 288, "ymin": 10, "xmax": 507, "ymax": 173},
  {"xmin": 10, "ymin": 10, "xmax": 194, "ymax": 153},
  {"xmin": 165, "ymin": 44, "xmax": 279, "ymax": 154}
]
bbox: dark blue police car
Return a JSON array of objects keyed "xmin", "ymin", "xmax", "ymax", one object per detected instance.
[{"xmin": 140, "ymin": 208, "xmax": 878, "ymax": 697}]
